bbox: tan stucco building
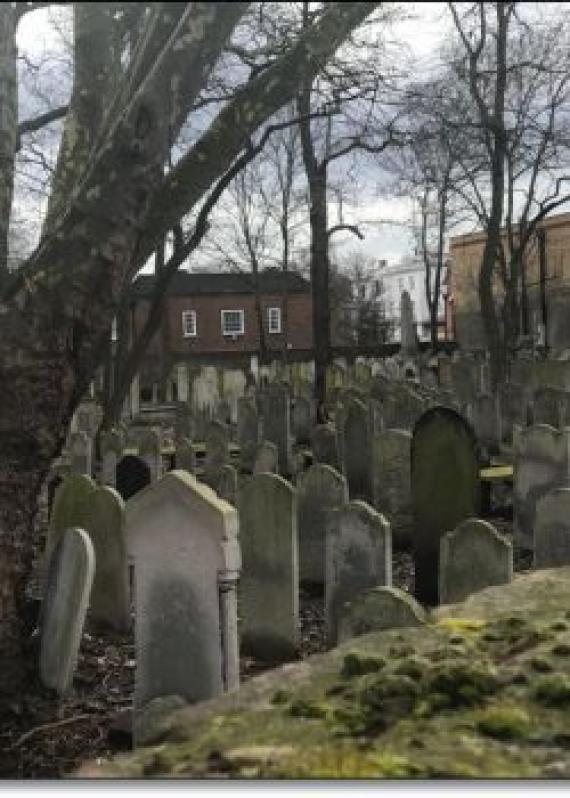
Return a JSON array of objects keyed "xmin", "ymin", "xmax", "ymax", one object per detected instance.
[{"xmin": 448, "ymin": 211, "xmax": 570, "ymax": 352}]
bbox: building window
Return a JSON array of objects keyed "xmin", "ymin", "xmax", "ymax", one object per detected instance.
[
  {"xmin": 267, "ymin": 306, "xmax": 281, "ymax": 334},
  {"xmin": 182, "ymin": 310, "xmax": 196, "ymax": 337},
  {"xmin": 221, "ymin": 309, "xmax": 244, "ymax": 335}
]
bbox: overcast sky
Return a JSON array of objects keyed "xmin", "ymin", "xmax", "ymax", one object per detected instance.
[{"xmin": 13, "ymin": 3, "xmax": 456, "ymax": 270}]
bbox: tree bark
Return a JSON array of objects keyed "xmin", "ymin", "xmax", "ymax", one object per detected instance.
[{"xmin": 0, "ymin": 6, "xmax": 17, "ymax": 285}]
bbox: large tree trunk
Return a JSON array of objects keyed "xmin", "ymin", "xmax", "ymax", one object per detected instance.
[{"xmin": 0, "ymin": 6, "xmax": 17, "ymax": 285}]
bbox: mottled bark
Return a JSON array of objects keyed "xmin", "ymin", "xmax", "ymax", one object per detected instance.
[{"xmin": 0, "ymin": 6, "xmax": 17, "ymax": 284}]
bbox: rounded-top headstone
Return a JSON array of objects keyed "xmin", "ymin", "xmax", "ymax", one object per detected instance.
[{"xmin": 337, "ymin": 585, "xmax": 426, "ymax": 644}]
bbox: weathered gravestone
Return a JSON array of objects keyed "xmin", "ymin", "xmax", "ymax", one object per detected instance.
[
  {"xmin": 116, "ymin": 455, "xmax": 151, "ymax": 501},
  {"xmin": 40, "ymin": 527, "xmax": 95, "ymax": 694},
  {"xmin": 175, "ymin": 437, "xmax": 196, "ymax": 473},
  {"xmin": 439, "ymin": 519, "xmax": 512, "ymax": 605},
  {"xmin": 253, "ymin": 440, "xmax": 278, "ymax": 474},
  {"xmin": 325, "ymin": 500, "xmax": 392, "ymax": 646},
  {"xmin": 83, "ymin": 486, "xmax": 130, "ymax": 631},
  {"xmin": 371, "ymin": 429, "xmax": 412, "ymax": 548},
  {"xmin": 218, "ymin": 464, "xmax": 238, "ymax": 506},
  {"xmin": 126, "ymin": 471, "xmax": 241, "ymax": 711},
  {"xmin": 100, "ymin": 430, "xmax": 124, "ymax": 488},
  {"xmin": 535, "ymin": 488, "xmax": 570, "ymax": 568},
  {"xmin": 139, "ymin": 429, "xmax": 163, "ymax": 483},
  {"xmin": 237, "ymin": 396, "xmax": 259, "ymax": 473},
  {"xmin": 498, "ymin": 382, "xmax": 528, "ymax": 445},
  {"xmin": 343, "ymin": 397, "xmax": 372, "ymax": 502},
  {"xmin": 46, "ymin": 473, "xmax": 96, "ymax": 565},
  {"xmin": 174, "ymin": 402, "xmax": 194, "ymax": 442},
  {"xmin": 412, "ymin": 406, "xmax": 480, "ymax": 605},
  {"xmin": 297, "ymin": 464, "xmax": 348, "ymax": 585},
  {"xmin": 469, "ymin": 393, "xmax": 502, "ymax": 453},
  {"xmin": 513, "ymin": 425, "xmax": 570, "ymax": 551},
  {"xmin": 311, "ymin": 424, "xmax": 340, "ymax": 471},
  {"xmin": 337, "ymin": 586, "xmax": 426, "ymax": 644},
  {"xmin": 239, "ymin": 473, "xmax": 298, "ymax": 661},
  {"xmin": 68, "ymin": 431, "xmax": 93, "ymax": 476},
  {"xmin": 400, "ymin": 290, "xmax": 418, "ymax": 355},
  {"xmin": 368, "ymin": 398, "xmax": 384, "ymax": 435},
  {"xmin": 204, "ymin": 420, "xmax": 229, "ymax": 489},
  {"xmin": 292, "ymin": 396, "xmax": 312, "ymax": 444},
  {"xmin": 260, "ymin": 385, "xmax": 292, "ymax": 476}
]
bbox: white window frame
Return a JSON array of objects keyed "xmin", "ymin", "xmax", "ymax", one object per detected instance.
[
  {"xmin": 267, "ymin": 306, "xmax": 282, "ymax": 334},
  {"xmin": 221, "ymin": 308, "xmax": 245, "ymax": 336},
  {"xmin": 182, "ymin": 310, "xmax": 197, "ymax": 337}
]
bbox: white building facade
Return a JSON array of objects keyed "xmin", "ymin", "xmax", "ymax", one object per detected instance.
[{"xmin": 378, "ymin": 254, "xmax": 448, "ymax": 343}]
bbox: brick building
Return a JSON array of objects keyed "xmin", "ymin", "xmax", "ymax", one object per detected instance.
[
  {"xmin": 448, "ymin": 212, "xmax": 570, "ymax": 352},
  {"xmin": 127, "ymin": 268, "xmax": 313, "ymax": 403}
]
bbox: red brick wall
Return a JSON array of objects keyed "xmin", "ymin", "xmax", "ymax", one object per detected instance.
[{"xmin": 133, "ymin": 292, "xmax": 314, "ymax": 356}]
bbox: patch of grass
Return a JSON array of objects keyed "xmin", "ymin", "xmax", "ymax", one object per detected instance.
[
  {"xmin": 551, "ymin": 642, "xmax": 570, "ymax": 657},
  {"xmin": 436, "ymin": 618, "xmax": 486, "ymax": 634},
  {"xmin": 271, "ymin": 690, "xmax": 291, "ymax": 705},
  {"xmin": 425, "ymin": 661, "xmax": 500, "ymax": 708},
  {"xmin": 393, "ymin": 656, "xmax": 430, "ymax": 681},
  {"xmin": 530, "ymin": 656, "xmax": 553, "ymax": 673},
  {"xmin": 341, "ymin": 652, "xmax": 386, "ymax": 678}
]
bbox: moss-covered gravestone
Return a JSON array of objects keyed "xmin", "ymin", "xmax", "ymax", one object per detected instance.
[
  {"xmin": 411, "ymin": 406, "xmax": 480, "ymax": 605},
  {"xmin": 45, "ymin": 473, "xmax": 97, "ymax": 565},
  {"xmin": 338, "ymin": 585, "xmax": 426, "ymax": 643},
  {"xmin": 239, "ymin": 473, "xmax": 298, "ymax": 662}
]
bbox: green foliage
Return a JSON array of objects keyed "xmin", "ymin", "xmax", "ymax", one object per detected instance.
[
  {"xmin": 341, "ymin": 652, "xmax": 386, "ymax": 678},
  {"xmin": 533, "ymin": 674, "xmax": 570, "ymax": 706},
  {"xmin": 476, "ymin": 704, "xmax": 531, "ymax": 740}
]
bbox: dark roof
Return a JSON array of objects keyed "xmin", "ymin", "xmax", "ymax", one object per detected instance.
[{"xmin": 130, "ymin": 268, "xmax": 310, "ymax": 299}]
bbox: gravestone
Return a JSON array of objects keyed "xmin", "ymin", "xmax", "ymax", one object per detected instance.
[
  {"xmin": 239, "ymin": 473, "xmax": 298, "ymax": 661},
  {"xmin": 174, "ymin": 402, "xmax": 194, "ymax": 442},
  {"xmin": 337, "ymin": 586, "xmax": 426, "ymax": 644},
  {"xmin": 175, "ymin": 437, "xmax": 196, "ymax": 473},
  {"xmin": 292, "ymin": 396, "xmax": 312, "ymax": 444},
  {"xmin": 253, "ymin": 440, "xmax": 278, "ymax": 474},
  {"xmin": 237, "ymin": 396, "xmax": 259, "ymax": 473},
  {"xmin": 116, "ymin": 455, "xmax": 151, "ymax": 501},
  {"xmin": 204, "ymin": 420, "xmax": 229, "ymax": 489},
  {"xmin": 297, "ymin": 464, "xmax": 348, "ymax": 584},
  {"xmin": 368, "ymin": 398, "xmax": 384, "ymax": 435},
  {"xmin": 371, "ymin": 429, "xmax": 413, "ymax": 548},
  {"xmin": 39, "ymin": 527, "xmax": 95, "ymax": 694},
  {"xmin": 533, "ymin": 387, "xmax": 562, "ymax": 428},
  {"xmin": 218, "ymin": 464, "xmax": 238, "ymax": 506},
  {"xmin": 513, "ymin": 425, "xmax": 570, "ymax": 550},
  {"xmin": 535, "ymin": 488, "xmax": 570, "ymax": 568},
  {"xmin": 69, "ymin": 431, "xmax": 92, "ymax": 476},
  {"xmin": 126, "ymin": 471, "xmax": 241, "ymax": 711},
  {"xmin": 439, "ymin": 519, "xmax": 513, "ymax": 605},
  {"xmin": 498, "ymin": 382, "xmax": 528, "ymax": 445},
  {"xmin": 100, "ymin": 430, "xmax": 124, "ymax": 488},
  {"xmin": 343, "ymin": 397, "xmax": 372, "ymax": 501},
  {"xmin": 470, "ymin": 393, "xmax": 501, "ymax": 453},
  {"xmin": 412, "ymin": 406, "xmax": 480, "ymax": 605},
  {"xmin": 46, "ymin": 474, "xmax": 97, "ymax": 565},
  {"xmin": 84, "ymin": 486, "xmax": 130, "ymax": 631},
  {"xmin": 311, "ymin": 424, "xmax": 340, "ymax": 471},
  {"xmin": 139, "ymin": 429, "xmax": 163, "ymax": 482},
  {"xmin": 260, "ymin": 385, "xmax": 292, "ymax": 476},
  {"xmin": 325, "ymin": 500, "xmax": 392, "ymax": 646},
  {"xmin": 400, "ymin": 290, "xmax": 418, "ymax": 355}
]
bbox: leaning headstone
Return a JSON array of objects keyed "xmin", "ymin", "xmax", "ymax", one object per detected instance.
[
  {"xmin": 45, "ymin": 474, "xmax": 97, "ymax": 565},
  {"xmin": 535, "ymin": 488, "xmax": 570, "ymax": 568},
  {"xmin": 39, "ymin": 527, "xmax": 95, "ymax": 695},
  {"xmin": 126, "ymin": 471, "xmax": 241, "ymax": 710},
  {"xmin": 371, "ymin": 429, "xmax": 413, "ymax": 548},
  {"xmin": 204, "ymin": 420, "xmax": 229, "ymax": 489},
  {"xmin": 311, "ymin": 424, "xmax": 340, "ymax": 471},
  {"xmin": 260, "ymin": 385, "xmax": 292, "ymax": 476},
  {"xmin": 237, "ymin": 396, "xmax": 259, "ymax": 473},
  {"xmin": 513, "ymin": 425, "xmax": 570, "ymax": 550},
  {"xmin": 83, "ymin": 486, "xmax": 130, "ymax": 631},
  {"xmin": 239, "ymin": 473, "xmax": 298, "ymax": 662},
  {"xmin": 253, "ymin": 440, "xmax": 278, "ymax": 474},
  {"xmin": 337, "ymin": 586, "xmax": 426, "ymax": 644},
  {"xmin": 292, "ymin": 397, "xmax": 312, "ymax": 444},
  {"xmin": 139, "ymin": 429, "xmax": 163, "ymax": 482},
  {"xmin": 343, "ymin": 397, "xmax": 372, "ymax": 501},
  {"xmin": 175, "ymin": 437, "xmax": 196, "ymax": 473},
  {"xmin": 297, "ymin": 464, "xmax": 348, "ymax": 584},
  {"xmin": 69, "ymin": 431, "xmax": 92, "ymax": 476},
  {"xmin": 326, "ymin": 500, "xmax": 392, "ymax": 646},
  {"xmin": 218, "ymin": 464, "xmax": 238, "ymax": 506},
  {"xmin": 412, "ymin": 406, "xmax": 480, "ymax": 605},
  {"xmin": 439, "ymin": 519, "xmax": 513, "ymax": 605}
]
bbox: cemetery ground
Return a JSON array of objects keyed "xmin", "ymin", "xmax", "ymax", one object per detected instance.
[{"xmin": 0, "ymin": 508, "xmax": 523, "ymax": 778}]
